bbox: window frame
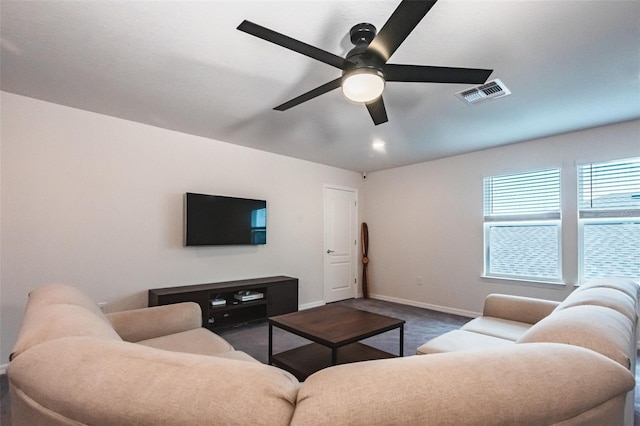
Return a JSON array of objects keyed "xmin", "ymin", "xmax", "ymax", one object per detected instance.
[
  {"xmin": 577, "ymin": 156, "xmax": 640, "ymax": 284},
  {"xmin": 482, "ymin": 167, "xmax": 563, "ymax": 284}
]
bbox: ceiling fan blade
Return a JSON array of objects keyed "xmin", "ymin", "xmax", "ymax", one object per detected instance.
[
  {"xmin": 366, "ymin": 97, "xmax": 388, "ymax": 125},
  {"xmin": 367, "ymin": 0, "xmax": 438, "ymax": 62},
  {"xmin": 274, "ymin": 77, "xmax": 342, "ymax": 111},
  {"xmin": 384, "ymin": 64, "xmax": 493, "ymax": 84},
  {"xmin": 237, "ymin": 20, "xmax": 349, "ymax": 70}
]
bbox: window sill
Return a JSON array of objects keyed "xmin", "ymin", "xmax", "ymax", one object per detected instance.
[{"xmin": 481, "ymin": 275, "xmax": 567, "ymax": 289}]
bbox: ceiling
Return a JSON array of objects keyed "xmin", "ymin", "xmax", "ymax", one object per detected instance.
[{"xmin": 2, "ymin": 1, "xmax": 639, "ymax": 173}]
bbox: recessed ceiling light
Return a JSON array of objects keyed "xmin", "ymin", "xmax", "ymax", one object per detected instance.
[{"xmin": 372, "ymin": 139, "xmax": 386, "ymax": 152}]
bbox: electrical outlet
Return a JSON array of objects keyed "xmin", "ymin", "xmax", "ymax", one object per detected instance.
[
  {"xmin": 416, "ymin": 276, "xmax": 423, "ymax": 286},
  {"xmin": 97, "ymin": 302, "xmax": 108, "ymax": 314}
]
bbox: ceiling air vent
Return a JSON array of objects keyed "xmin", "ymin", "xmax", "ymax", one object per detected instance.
[{"xmin": 455, "ymin": 79, "xmax": 511, "ymax": 104}]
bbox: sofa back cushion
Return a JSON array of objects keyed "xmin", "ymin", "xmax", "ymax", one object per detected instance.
[
  {"xmin": 576, "ymin": 277, "xmax": 639, "ymax": 300},
  {"xmin": 291, "ymin": 343, "xmax": 634, "ymax": 426},
  {"xmin": 555, "ymin": 286, "xmax": 637, "ymax": 322},
  {"xmin": 9, "ymin": 337, "xmax": 299, "ymax": 425},
  {"xmin": 517, "ymin": 305, "xmax": 633, "ymax": 368},
  {"xmin": 26, "ymin": 283, "xmax": 112, "ymax": 323},
  {"xmin": 10, "ymin": 284, "xmax": 121, "ymax": 360}
]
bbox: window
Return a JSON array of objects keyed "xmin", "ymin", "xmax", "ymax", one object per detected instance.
[
  {"xmin": 483, "ymin": 168, "xmax": 561, "ymax": 282},
  {"xmin": 578, "ymin": 157, "xmax": 640, "ymax": 283}
]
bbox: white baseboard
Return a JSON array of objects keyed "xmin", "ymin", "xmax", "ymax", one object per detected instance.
[
  {"xmin": 1, "ymin": 363, "xmax": 8, "ymax": 375},
  {"xmin": 299, "ymin": 301, "xmax": 325, "ymax": 311},
  {"xmin": 369, "ymin": 293, "xmax": 480, "ymax": 318}
]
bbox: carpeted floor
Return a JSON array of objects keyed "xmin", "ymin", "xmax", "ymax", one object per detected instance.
[
  {"xmin": 1, "ymin": 373, "xmax": 8, "ymax": 425},
  {"xmin": 2, "ymin": 298, "xmax": 639, "ymax": 425}
]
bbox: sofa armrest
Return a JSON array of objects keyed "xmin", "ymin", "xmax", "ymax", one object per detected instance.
[
  {"xmin": 483, "ymin": 294, "xmax": 559, "ymax": 324},
  {"xmin": 106, "ymin": 302, "xmax": 202, "ymax": 342}
]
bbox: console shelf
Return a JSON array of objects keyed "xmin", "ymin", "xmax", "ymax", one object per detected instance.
[{"xmin": 148, "ymin": 276, "xmax": 298, "ymax": 330}]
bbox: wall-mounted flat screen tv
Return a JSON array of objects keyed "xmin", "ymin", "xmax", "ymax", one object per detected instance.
[{"xmin": 185, "ymin": 193, "xmax": 266, "ymax": 246}]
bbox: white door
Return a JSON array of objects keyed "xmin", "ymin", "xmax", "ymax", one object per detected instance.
[{"xmin": 323, "ymin": 185, "xmax": 357, "ymax": 303}]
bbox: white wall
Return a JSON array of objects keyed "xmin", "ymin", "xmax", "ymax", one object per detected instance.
[
  {"xmin": 2, "ymin": 91, "xmax": 638, "ymax": 366},
  {"xmin": 361, "ymin": 119, "xmax": 639, "ymax": 316},
  {"xmin": 0, "ymin": 92, "xmax": 362, "ymax": 364}
]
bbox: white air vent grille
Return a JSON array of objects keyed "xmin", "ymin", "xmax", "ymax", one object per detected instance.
[{"xmin": 456, "ymin": 79, "xmax": 511, "ymax": 104}]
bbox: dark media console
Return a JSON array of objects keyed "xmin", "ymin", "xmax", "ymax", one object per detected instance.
[{"xmin": 148, "ymin": 276, "xmax": 298, "ymax": 329}]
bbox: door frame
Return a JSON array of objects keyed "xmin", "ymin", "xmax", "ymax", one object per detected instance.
[{"xmin": 323, "ymin": 184, "xmax": 359, "ymax": 303}]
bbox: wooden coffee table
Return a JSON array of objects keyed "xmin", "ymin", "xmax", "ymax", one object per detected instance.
[{"xmin": 268, "ymin": 304, "xmax": 404, "ymax": 381}]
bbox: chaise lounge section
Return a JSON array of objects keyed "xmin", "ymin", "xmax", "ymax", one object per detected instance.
[{"xmin": 417, "ymin": 277, "xmax": 639, "ymax": 425}]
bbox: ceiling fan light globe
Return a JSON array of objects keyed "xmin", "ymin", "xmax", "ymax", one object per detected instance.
[{"xmin": 342, "ymin": 70, "xmax": 385, "ymax": 103}]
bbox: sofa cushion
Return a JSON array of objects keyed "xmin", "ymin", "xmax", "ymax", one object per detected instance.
[
  {"xmin": 482, "ymin": 294, "xmax": 559, "ymax": 324},
  {"xmin": 10, "ymin": 303, "xmax": 122, "ymax": 361},
  {"xmin": 213, "ymin": 350, "xmax": 262, "ymax": 363},
  {"xmin": 8, "ymin": 337, "xmax": 299, "ymax": 426},
  {"xmin": 291, "ymin": 343, "xmax": 634, "ymax": 426},
  {"xmin": 107, "ymin": 302, "xmax": 203, "ymax": 342},
  {"xmin": 137, "ymin": 327, "xmax": 234, "ymax": 356},
  {"xmin": 517, "ymin": 305, "xmax": 633, "ymax": 368},
  {"xmin": 26, "ymin": 283, "xmax": 111, "ymax": 323},
  {"xmin": 576, "ymin": 277, "xmax": 639, "ymax": 300},
  {"xmin": 556, "ymin": 286, "xmax": 637, "ymax": 322},
  {"xmin": 416, "ymin": 329, "xmax": 513, "ymax": 355},
  {"xmin": 460, "ymin": 316, "xmax": 532, "ymax": 341}
]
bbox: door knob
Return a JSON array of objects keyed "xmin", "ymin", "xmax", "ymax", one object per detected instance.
[{"xmin": 326, "ymin": 249, "xmax": 335, "ymax": 254}]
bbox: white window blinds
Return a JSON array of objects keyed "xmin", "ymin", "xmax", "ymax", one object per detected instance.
[
  {"xmin": 578, "ymin": 157, "xmax": 640, "ymax": 218},
  {"xmin": 484, "ymin": 168, "xmax": 561, "ymax": 221}
]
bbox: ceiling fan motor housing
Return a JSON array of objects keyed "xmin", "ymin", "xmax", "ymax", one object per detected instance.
[
  {"xmin": 344, "ymin": 23, "xmax": 385, "ymax": 79},
  {"xmin": 350, "ymin": 23, "xmax": 377, "ymax": 45}
]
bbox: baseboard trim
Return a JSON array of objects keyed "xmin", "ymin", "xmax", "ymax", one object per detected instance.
[
  {"xmin": 0, "ymin": 363, "xmax": 8, "ymax": 375},
  {"xmin": 299, "ymin": 301, "xmax": 325, "ymax": 311},
  {"xmin": 369, "ymin": 293, "xmax": 480, "ymax": 318}
]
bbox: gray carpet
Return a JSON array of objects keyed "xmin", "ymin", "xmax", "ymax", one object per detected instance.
[
  {"xmin": 1, "ymin": 374, "xmax": 8, "ymax": 426},
  {"xmin": 2, "ymin": 298, "xmax": 639, "ymax": 425}
]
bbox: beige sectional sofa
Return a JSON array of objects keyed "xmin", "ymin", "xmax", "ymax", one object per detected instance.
[{"xmin": 7, "ymin": 278, "xmax": 638, "ymax": 425}]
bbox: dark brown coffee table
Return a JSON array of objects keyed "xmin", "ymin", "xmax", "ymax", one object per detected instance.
[{"xmin": 268, "ymin": 304, "xmax": 404, "ymax": 380}]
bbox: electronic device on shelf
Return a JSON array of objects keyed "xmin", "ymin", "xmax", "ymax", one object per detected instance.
[
  {"xmin": 234, "ymin": 290, "xmax": 264, "ymax": 302},
  {"xmin": 210, "ymin": 298, "xmax": 227, "ymax": 307}
]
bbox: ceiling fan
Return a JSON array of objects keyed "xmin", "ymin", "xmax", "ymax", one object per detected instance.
[{"xmin": 237, "ymin": 0, "xmax": 493, "ymax": 125}]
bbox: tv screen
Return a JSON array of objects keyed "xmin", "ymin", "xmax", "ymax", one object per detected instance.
[{"xmin": 185, "ymin": 193, "xmax": 267, "ymax": 246}]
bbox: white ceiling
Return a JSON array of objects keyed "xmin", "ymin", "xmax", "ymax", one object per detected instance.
[{"xmin": 2, "ymin": 0, "xmax": 639, "ymax": 172}]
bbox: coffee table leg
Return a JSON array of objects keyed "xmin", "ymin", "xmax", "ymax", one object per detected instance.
[
  {"xmin": 399, "ymin": 324, "xmax": 404, "ymax": 357},
  {"xmin": 332, "ymin": 347, "xmax": 338, "ymax": 365},
  {"xmin": 268, "ymin": 322, "xmax": 273, "ymax": 365}
]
